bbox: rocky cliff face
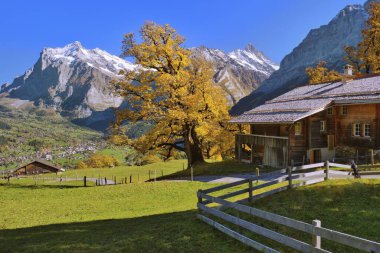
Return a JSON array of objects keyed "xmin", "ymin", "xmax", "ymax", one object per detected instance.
[
  {"xmin": 1, "ymin": 42, "xmax": 136, "ymax": 130},
  {"xmin": 231, "ymin": 3, "xmax": 369, "ymax": 115},
  {"xmin": 191, "ymin": 45, "xmax": 278, "ymax": 104}
]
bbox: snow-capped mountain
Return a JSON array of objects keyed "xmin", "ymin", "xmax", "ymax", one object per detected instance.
[
  {"xmin": 1, "ymin": 41, "xmax": 278, "ymax": 130},
  {"xmin": 191, "ymin": 44, "xmax": 278, "ymax": 104},
  {"xmin": 231, "ymin": 2, "xmax": 371, "ymax": 115},
  {"xmin": 1, "ymin": 41, "xmax": 138, "ymax": 130}
]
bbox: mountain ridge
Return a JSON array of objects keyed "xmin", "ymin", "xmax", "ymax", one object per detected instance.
[
  {"xmin": 231, "ymin": 2, "xmax": 370, "ymax": 115},
  {"xmin": 1, "ymin": 42, "xmax": 276, "ymax": 130},
  {"xmin": 190, "ymin": 44, "xmax": 278, "ymax": 104}
]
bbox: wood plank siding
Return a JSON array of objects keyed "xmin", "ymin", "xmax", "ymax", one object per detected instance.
[{"xmin": 236, "ymin": 103, "xmax": 380, "ymax": 167}]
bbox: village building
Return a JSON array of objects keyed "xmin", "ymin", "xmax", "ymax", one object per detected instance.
[
  {"xmin": 230, "ymin": 66, "xmax": 380, "ymax": 168},
  {"xmin": 11, "ymin": 159, "xmax": 64, "ymax": 176}
]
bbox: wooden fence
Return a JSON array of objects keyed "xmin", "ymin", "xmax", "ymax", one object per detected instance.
[{"xmin": 197, "ymin": 161, "xmax": 380, "ymax": 253}]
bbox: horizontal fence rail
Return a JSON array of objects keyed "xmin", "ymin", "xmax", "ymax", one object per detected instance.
[
  {"xmin": 197, "ymin": 214, "xmax": 280, "ymax": 253},
  {"xmin": 197, "ymin": 161, "xmax": 380, "ymax": 253}
]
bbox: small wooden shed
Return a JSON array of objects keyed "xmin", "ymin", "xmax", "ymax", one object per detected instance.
[{"xmin": 12, "ymin": 159, "xmax": 64, "ymax": 176}]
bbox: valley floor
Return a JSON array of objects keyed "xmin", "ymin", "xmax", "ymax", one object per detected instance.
[
  {"xmin": 0, "ymin": 179, "xmax": 253, "ymax": 253},
  {"xmin": 1, "ymin": 161, "xmax": 379, "ymax": 253}
]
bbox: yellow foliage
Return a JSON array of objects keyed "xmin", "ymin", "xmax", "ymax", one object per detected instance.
[
  {"xmin": 343, "ymin": 2, "xmax": 380, "ymax": 74},
  {"xmin": 358, "ymin": 2, "xmax": 380, "ymax": 73},
  {"xmin": 112, "ymin": 22, "xmax": 233, "ymax": 167},
  {"xmin": 306, "ymin": 61, "xmax": 341, "ymax": 85},
  {"xmin": 76, "ymin": 161, "xmax": 88, "ymax": 169},
  {"xmin": 79, "ymin": 154, "xmax": 121, "ymax": 169}
]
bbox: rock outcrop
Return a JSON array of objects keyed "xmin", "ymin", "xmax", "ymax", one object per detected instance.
[{"xmin": 231, "ymin": 3, "xmax": 369, "ymax": 115}]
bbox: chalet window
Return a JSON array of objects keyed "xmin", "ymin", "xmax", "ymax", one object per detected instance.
[
  {"xmin": 327, "ymin": 108, "xmax": 333, "ymax": 115},
  {"xmin": 353, "ymin": 123, "xmax": 361, "ymax": 136},
  {"xmin": 364, "ymin": 123, "xmax": 371, "ymax": 137},
  {"xmin": 320, "ymin": 120, "xmax": 326, "ymax": 132},
  {"xmin": 295, "ymin": 122, "xmax": 302, "ymax": 136},
  {"xmin": 340, "ymin": 106, "xmax": 348, "ymax": 115}
]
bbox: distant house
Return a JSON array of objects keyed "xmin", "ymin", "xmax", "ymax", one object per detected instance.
[
  {"xmin": 230, "ymin": 66, "xmax": 380, "ymax": 168},
  {"xmin": 12, "ymin": 159, "xmax": 64, "ymax": 176},
  {"xmin": 43, "ymin": 154, "xmax": 53, "ymax": 161}
]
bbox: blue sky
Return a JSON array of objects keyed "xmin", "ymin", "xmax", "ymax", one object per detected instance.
[{"xmin": 0, "ymin": 0, "xmax": 366, "ymax": 84}]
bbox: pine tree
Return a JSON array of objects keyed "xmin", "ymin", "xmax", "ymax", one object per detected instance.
[{"xmin": 112, "ymin": 22, "xmax": 231, "ymax": 168}]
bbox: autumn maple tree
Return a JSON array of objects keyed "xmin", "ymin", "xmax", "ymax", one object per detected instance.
[
  {"xmin": 112, "ymin": 22, "xmax": 231, "ymax": 168},
  {"xmin": 306, "ymin": 61, "xmax": 341, "ymax": 84},
  {"xmin": 344, "ymin": 2, "xmax": 380, "ymax": 74}
]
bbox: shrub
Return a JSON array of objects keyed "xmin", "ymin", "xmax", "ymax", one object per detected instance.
[
  {"xmin": 76, "ymin": 161, "xmax": 88, "ymax": 169},
  {"xmin": 125, "ymin": 152, "xmax": 162, "ymax": 166},
  {"xmin": 0, "ymin": 136, "xmax": 8, "ymax": 145},
  {"xmin": 0, "ymin": 121, "xmax": 11, "ymax": 130},
  {"xmin": 81, "ymin": 154, "xmax": 121, "ymax": 168},
  {"xmin": 28, "ymin": 139, "xmax": 46, "ymax": 151},
  {"xmin": 0, "ymin": 105, "xmax": 11, "ymax": 112}
]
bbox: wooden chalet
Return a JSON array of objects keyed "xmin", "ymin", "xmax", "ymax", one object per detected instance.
[
  {"xmin": 12, "ymin": 159, "xmax": 64, "ymax": 176},
  {"xmin": 231, "ymin": 68, "xmax": 380, "ymax": 168}
]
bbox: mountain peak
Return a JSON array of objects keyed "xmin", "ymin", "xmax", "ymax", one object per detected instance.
[
  {"xmin": 333, "ymin": 4, "xmax": 364, "ymax": 21},
  {"xmin": 64, "ymin": 41, "xmax": 83, "ymax": 50},
  {"xmin": 245, "ymin": 43, "xmax": 256, "ymax": 53},
  {"xmin": 40, "ymin": 42, "xmax": 136, "ymax": 73}
]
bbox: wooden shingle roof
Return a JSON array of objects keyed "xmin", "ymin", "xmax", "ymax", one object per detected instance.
[
  {"xmin": 231, "ymin": 75, "xmax": 380, "ymax": 124},
  {"xmin": 12, "ymin": 159, "xmax": 64, "ymax": 173}
]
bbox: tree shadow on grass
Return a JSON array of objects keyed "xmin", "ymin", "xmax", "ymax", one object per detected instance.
[
  {"xmin": 155, "ymin": 160, "xmax": 273, "ymax": 182},
  {"xmin": 0, "ymin": 182, "xmax": 86, "ymax": 189},
  {"xmin": 0, "ymin": 210, "xmax": 253, "ymax": 253}
]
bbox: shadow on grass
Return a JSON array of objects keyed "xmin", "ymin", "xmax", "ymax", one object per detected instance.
[
  {"xmin": 250, "ymin": 180, "xmax": 380, "ymax": 250},
  {"xmin": 155, "ymin": 160, "xmax": 276, "ymax": 181},
  {"xmin": 0, "ymin": 210, "xmax": 253, "ymax": 253},
  {"xmin": 0, "ymin": 182, "xmax": 86, "ymax": 189}
]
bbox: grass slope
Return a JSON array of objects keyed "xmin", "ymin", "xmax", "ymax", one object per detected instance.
[
  {"xmin": 59, "ymin": 159, "xmax": 265, "ymax": 183},
  {"xmin": 0, "ymin": 105, "xmax": 102, "ymax": 170},
  {"xmin": 234, "ymin": 179, "xmax": 380, "ymax": 252},
  {"xmin": 0, "ymin": 179, "xmax": 253, "ymax": 253},
  {"xmin": 63, "ymin": 159, "xmax": 188, "ymax": 183},
  {"xmin": 158, "ymin": 159, "xmax": 275, "ymax": 180}
]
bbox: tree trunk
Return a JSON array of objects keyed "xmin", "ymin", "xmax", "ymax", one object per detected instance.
[{"xmin": 184, "ymin": 125, "xmax": 205, "ymax": 169}]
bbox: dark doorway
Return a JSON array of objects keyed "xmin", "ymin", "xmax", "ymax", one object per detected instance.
[{"xmin": 311, "ymin": 149, "xmax": 322, "ymax": 163}]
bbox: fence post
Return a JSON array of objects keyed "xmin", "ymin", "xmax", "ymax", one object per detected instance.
[
  {"xmin": 370, "ymin": 149, "xmax": 374, "ymax": 165},
  {"xmin": 248, "ymin": 178, "xmax": 253, "ymax": 203},
  {"xmin": 125, "ymin": 177, "xmax": 127, "ymax": 184},
  {"xmin": 191, "ymin": 165, "xmax": 194, "ymax": 181},
  {"xmin": 325, "ymin": 160, "xmax": 329, "ymax": 181},
  {"xmin": 312, "ymin": 219, "xmax": 321, "ymax": 249},
  {"xmin": 130, "ymin": 175, "xmax": 132, "ymax": 183},
  {"xmin": 84, "ymin": 176, "xmax": 87, "ymax": 187},
  {"xmin": 288, "ymin": 160, "xmax": 294, "ymax": 189},
  {"xmin": 114, "ymin": 176, "xmax": 117, "ymax": 185},
  {"xmin": 356, "ymin": 149, "xmax": 359, "ymax": 164},
  {"xmin": 105, "ymin": 177, "xmax": 107, "ymax": 185},
  {"xmin": 95, "ymin": 179, "xmax": 98, "ymax": 186},
  {"xmin": 197, "ymin": 190, "xmax": 203, "ymax": 204},
  {"xmin": 255, "ymin": 168, "xmax": 260, "ymax": 183},
  {"xmin": 250, "ymin": 144, "xmax": 254, "ymax": 164}
]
